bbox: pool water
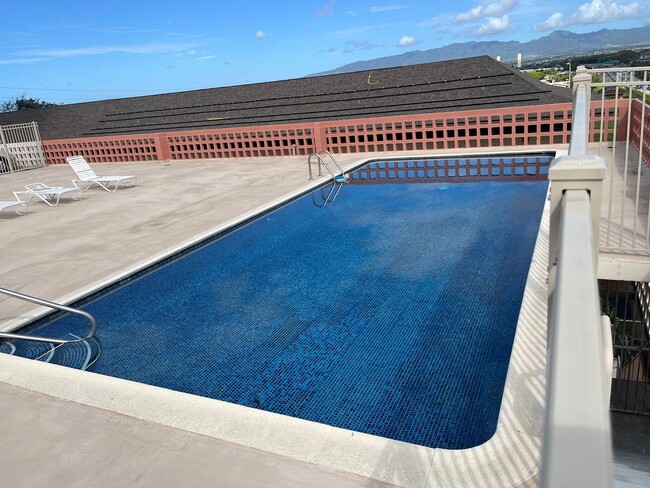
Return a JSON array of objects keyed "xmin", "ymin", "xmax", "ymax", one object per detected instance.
[{"xmin": 6, "ymin": 168, "xmax": 547, "ymax": 449}]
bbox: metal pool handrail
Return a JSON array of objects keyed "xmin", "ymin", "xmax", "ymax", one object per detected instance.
[
  {"xmin": 311, "ymin": 180, "xmax": 345, "ymax": 207},
  {"xmin": 307, "ymin": 150, "xmax": 348, "ymax": 181},
  {"xmin": 318, "ymin": 150, "xmax": 346, "ymax": 176},
  {"xmin": 0, "ymin": 287, "xmax": 97, "ymax": 345}
]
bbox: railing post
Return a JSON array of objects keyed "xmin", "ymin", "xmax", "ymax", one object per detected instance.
[
  {"xmin": 30, "ymin": 121, "xmax": 47, "ymax": 169},
  {"xmin": 548, "ymin": 155, "xmax": 606, "ymax": 284},
  {"xmin": 307, "ymin": 153, "xmax": 314, "ymax": 180},
  {"xmin": 0, "ymin": 124, "xmax": 13, "ymax": 173},
  {"xmin": 549, "ymin": 65, "xmax": 605, "ymax": 298},
  {"xmin": 571, "ymin": 66, "xmax": 592, "ymax": 149}
]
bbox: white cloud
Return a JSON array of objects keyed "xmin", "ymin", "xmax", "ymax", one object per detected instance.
[
  {"xmin": 533, "ymin": 12, "xmax": 566, "ymax": 31},
  {"xmin": 418, "ymin": 14, "xmax": 455, "ymax": 31},
  {"xmin": 315, "ymin": 0, "xmax": 336, "ymax": 18},
  {"xmin": 571, "ymin": 0, "xmax": 641, "ymax": 24},
  {"xmin": 476, "ymin": 15, "xmax": 510, "ymax": 36},
  {"xmin": 196, "ymin": 54, "xmax": 219, "ymax": 61},
  {"xmin": 17, "ymin": 42, "xmax": 199, "ymax": 58},
  {"xmin": 319, "ymin": 47, "xmax": 341, "ymax": 55},
  {"xmin": 455, "ymin": 0, "xmax": 519, "ymax": 23},
  {"xmin": 397, "ymin": 35, "xmax": 417, "ymax": 47},
  {"xmin": 321, "ymin": 39, "xmax": 384, "ymax": 55},
  {"xmin": 255, "ymin": 30, "xmax": 267, "ymax": 39},
  {"xmin": 93, "ymin": 27, "xmax": 166, "ymax": 35},
  {"xmin": 534, "ymin": 0, "xmax": 642, "ymax": 31},
  {"xmin": 0, "ymin": 57, "xmax": 48, "ymax": 65},
  {"xmin": 369, "ymin": 5, "xmax": 407, "ymax": 13},
  {"xmin": 332, "ymin": 23, "xmax": 397, "ymax": 37},
  {"xmin": 344, "ymin": 39, "xmax": 383, "ymax": 51}
]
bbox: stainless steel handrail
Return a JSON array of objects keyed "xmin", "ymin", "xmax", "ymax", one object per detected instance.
[
  {"xmin": 311, "ymin": 181, "xmax": 345, "ymax": 207},
  {"xmin": 307, "ymin": 150, "xmax": 348, "ymax": 181},
  {"xmin": 318, "ymin": 150, "xmax": 346, "ymax": 176},
  {"xmin": 0, "ymin": 287, "xmax": 97, "ymax": 345},
  {"xmin": 308, "ymin": 152, "xmax": 335, "ymax": 180}
]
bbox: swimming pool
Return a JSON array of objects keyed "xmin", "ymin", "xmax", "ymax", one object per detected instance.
[{"xmin": 2, "ymin": 157, "xmax": 548, "ymax": 449}]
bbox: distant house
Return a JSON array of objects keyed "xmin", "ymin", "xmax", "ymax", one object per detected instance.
[
  {"xmin": 584, "ymin": 60, "xmax": 619, "ymax": 69},
  {"xmin": 638, "ymin": 50, "xmax": 650, "ymax": 62}
]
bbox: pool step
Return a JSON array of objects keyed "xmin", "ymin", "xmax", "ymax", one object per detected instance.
[
  {"xmin": 0, "ymin": 334, "xmax": 101, "ymax": 371},
  {"xmin": 0, "ymin": 339, "xmax": 53, "ymax": 360}
]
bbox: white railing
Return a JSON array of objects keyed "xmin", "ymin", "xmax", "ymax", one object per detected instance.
[
  {"xmin": 0, "ymin": 121, "xmax": 46, "ymax": 175},
  {"xmin": 542, "ymin": 66, "xmax": 613, "ymax": 487},
  {"xmin": 588, "ymin": 66, "xmax": 650, "ymax": 254}
]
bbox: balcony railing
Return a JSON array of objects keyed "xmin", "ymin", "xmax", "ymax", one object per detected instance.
[
  {"xmin": 542, "ymin": 66, "xmax": 614, "ymax": 487},
  {"xmin": 589, "ymin": 67, "xmax": 650, "ymax": 254}
]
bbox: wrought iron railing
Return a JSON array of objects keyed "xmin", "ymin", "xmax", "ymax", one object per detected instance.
[{"xmin": 600, "ymin": 279, "xmax": 650, "ymax": 415}]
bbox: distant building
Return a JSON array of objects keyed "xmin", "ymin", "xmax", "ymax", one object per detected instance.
[{"xmin": 584, "ymin": 60, "xmax": 619, "ymax": 69}]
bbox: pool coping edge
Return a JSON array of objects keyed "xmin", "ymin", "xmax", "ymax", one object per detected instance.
[{"xmin": 0, "ymin": 150, "xmax": 554, "ymax": 487}]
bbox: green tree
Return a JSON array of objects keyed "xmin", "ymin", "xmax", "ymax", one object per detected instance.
[
  {"xmin": 0, "ymin": 95, "xmax": 60, "ymax": 112},
  {"xmin": 526, "ymin": 71, "xmax": 546, "ymax": 80},
  {"xmin": 525, "ymin": 69, "xmax": 563, "ymax": 82}
]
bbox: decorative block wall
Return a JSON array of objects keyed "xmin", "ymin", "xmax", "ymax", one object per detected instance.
[
  {"xmin": 42, "ymin": 100, "xmax": 622, "ymax": 165},
  {"xmin": 44, "ymin": 134, "xmax": 164, "ymax": 165}
]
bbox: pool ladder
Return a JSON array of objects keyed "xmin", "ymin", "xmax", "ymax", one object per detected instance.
[
  {"xmin": 308, "ymin": 150, "xmax": 349, "ymax": 207},
  {"xmin": 308, "ymin": 150, "xmax": 348, "ymax": 182},
  {"xmin": 311, "ymin": 182, "xmax": 345, "ymax": 207},
  {"xmin": 0, "ymin": 286, "xmax": 97, "ymax": 345}
]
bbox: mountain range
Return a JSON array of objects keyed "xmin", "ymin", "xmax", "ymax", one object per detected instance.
[{"xmin": 316, "ymin": 25, "xmax": 650, "ymax": 75}]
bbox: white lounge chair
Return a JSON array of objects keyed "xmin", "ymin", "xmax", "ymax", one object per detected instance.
[
  {"xmin": 16, "ymin": 183, "xmax": 83, "ymax": 207},
  {"xmin": 0, "ymin": 196, "xmax": 29, "ymax": 215},
  {"xmin": 66, "ymin": 155, "xmax": 136, "ymax": 192}
]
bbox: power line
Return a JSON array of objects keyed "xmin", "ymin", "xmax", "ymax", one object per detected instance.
[
  {"xmin": 0, "ymin": 77, "xmax": 275, "ymax": 95},
  {"xmin": 0, "ymin": 86, "xmax": 176, "ymax": 93},
  {"xmin": 0, "ymin": 84, "xmax": 218, "ymax": 93}
]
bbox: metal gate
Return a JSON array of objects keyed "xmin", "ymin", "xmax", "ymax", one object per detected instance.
[
  {"xmin": 0, "ymin": 122, "xmax": 46, "ymax": 175},
  {"xmin": 600, "ymin": 280, "xmax": 650, "ymax": 415}
]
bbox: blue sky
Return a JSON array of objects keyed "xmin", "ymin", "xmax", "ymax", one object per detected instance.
[{"xmin": 1, "ymin": 0, "xmax": 649, "ymax": 104}]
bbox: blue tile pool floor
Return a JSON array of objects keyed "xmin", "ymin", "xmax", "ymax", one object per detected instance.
[{"xmin": 5, "ymin": 176, "xmax": 547, "ymax": 449}]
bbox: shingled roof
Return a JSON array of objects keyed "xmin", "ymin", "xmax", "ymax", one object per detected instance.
[{"xmin": 0, "ymin": 56, "xmax": 572, "ymax": 141}]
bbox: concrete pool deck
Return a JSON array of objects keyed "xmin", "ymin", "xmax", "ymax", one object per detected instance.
[{"xmin": 0, "ymin": 148, "xmax": 552, "ymax": 487}]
